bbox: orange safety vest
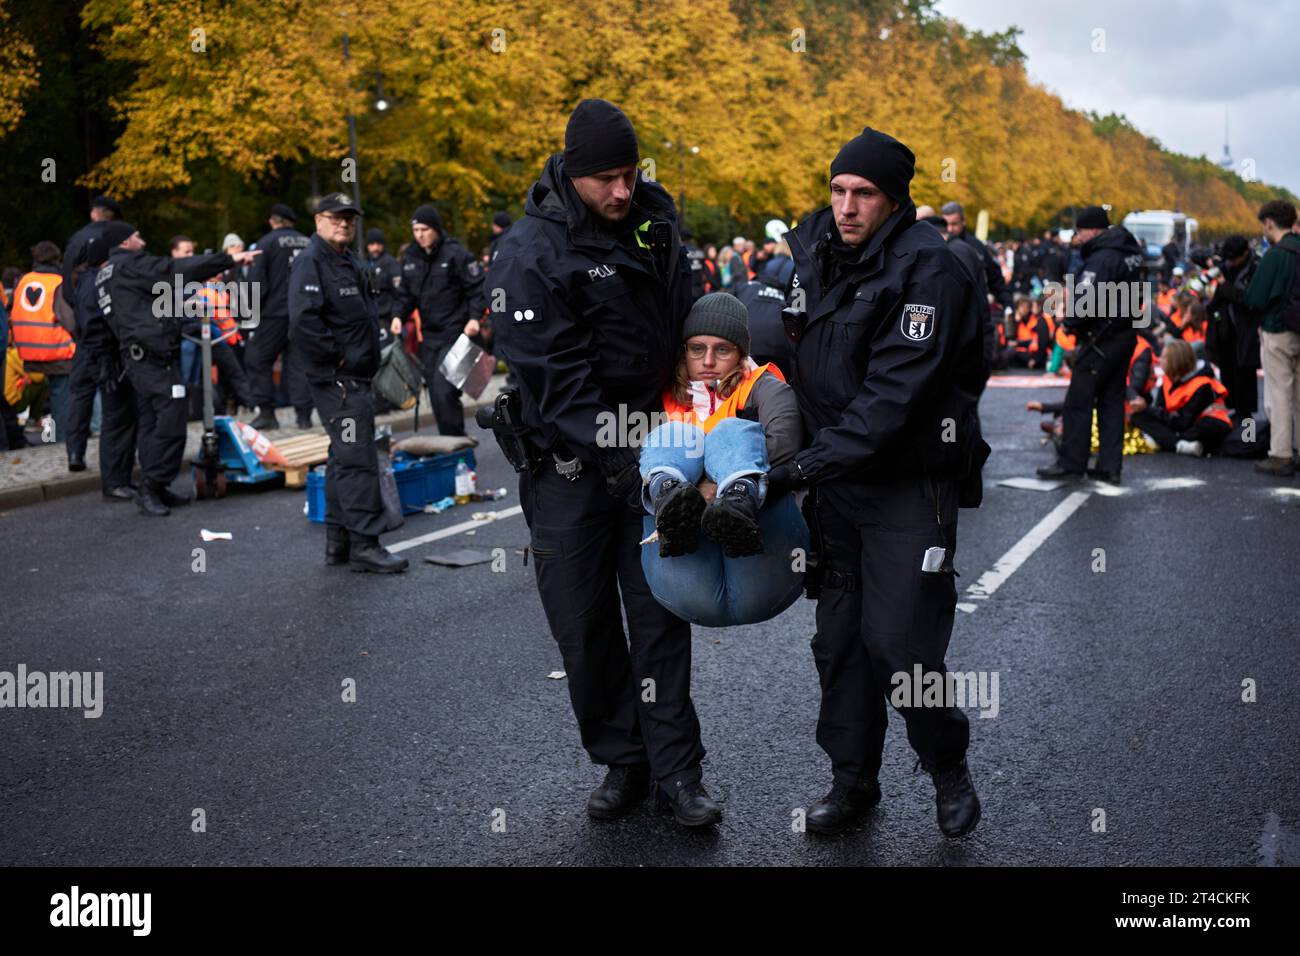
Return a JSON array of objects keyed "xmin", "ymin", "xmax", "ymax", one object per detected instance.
[
  {"xmin": 1171, "ymin": 309, "xmax": 1205, "ymax": 344},
  {"xmin": 661, "ymin": 363, "xmax": 785, "ymax": 432},
  {"xmin": 1054, "ymin": 323, "xmax": 1076, "ymax": 351},
  {"xmin": 1127, "ymin": 336, "xmax": 1155, "ymax": 395},
  {"xmin": 1162, "ymin": 372, "xmax": 1230, "ymax": 427},
  {"xmin": 1014, "ymin": 317, "xmax": 1041, "ymax": 353},
  {"xmin": 10, "ymin": 271, "xmax": 75, "ymax": 363},
  {"xmin": 198, "ymin": 284, "xmax": 241, "ymax": 345}
]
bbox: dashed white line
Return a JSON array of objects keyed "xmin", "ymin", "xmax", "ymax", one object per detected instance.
[{"xmin": 963, "ymin": 490, "xmax": 1091, "ymax": 607}]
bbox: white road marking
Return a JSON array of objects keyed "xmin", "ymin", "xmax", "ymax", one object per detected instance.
[
  {"xmin": 965, "ymin": 491, "xmax": 1091, "ymax": 605},
  {"xmin": 1268, "ymin": 487, "xmax": 1300, "ymax": 499},
  {"xmin": 1145, "ymin": 477, "xmax": 1205, "ymax": 491},
  {"xmin": 388, "ymin": 505, "xmax": 523, "ymax": 553}
]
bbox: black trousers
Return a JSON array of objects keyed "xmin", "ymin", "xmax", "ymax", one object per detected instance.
[
  {"xmin": 1057, "ymin": 330, "xmax": 1137, "ymax": 475},
  {"xmin": 123, "ymin": 354, "xmax": 188, "ymax": 493},
  {"xmin": 308, "ymin": 377, "xmax": 387, "ymax": 540},
  {"xmin": 1130, "ymin": 409, "xmax": 1231, "ymax": 452},
  {"xmin": 244, "ymin": 316, "xmax": 312, "ymax": 414},
  {"xmin": 419, "ymin": 338, "xmax": 466, "ymax": 436},
  {"xmin": 812, "ymin": 477, "xmax": 969, "ymax": 787},
  {"xmin": 521, "ymin": 463, "xmax": 703, "ymax": 787},
  {"xmin": 63, "ymin": 342, "xmax": 101, "ymax": 459},
  {"xmin": 213, "ymin": 341, "xmax": 253, "ymax": 409}
]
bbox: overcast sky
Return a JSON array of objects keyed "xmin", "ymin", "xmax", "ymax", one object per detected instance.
[{"xmin": 934, "ymin": 0, "xmax": 1300, "ymax": 195}]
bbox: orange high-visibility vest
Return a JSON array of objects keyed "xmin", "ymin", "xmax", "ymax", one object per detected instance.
[
  {"xmin": 198, "ymin": 284, "xmax": 241, "ymax": 345},
  {"xmin": 1128, "ymin": 335, "xmax": 1155, "ymax": 396},
  {"xmin": 1054, "ymin": 323, "xmax": 1076, "ymax": 351},
  {"xmin": 661, "ymin": 363, "xmax": 785, "ymax": 432},
  {"xmin": 1014, "ymin": 317, "xmax": 1041, "ymax": 353},
  {"xmin": 11, "ymin": 271, "xmax": 75, "ymax": 363},
  {"xmin": 1163, "ymin": 372, "xmax": 1230, "ymax": 427}
]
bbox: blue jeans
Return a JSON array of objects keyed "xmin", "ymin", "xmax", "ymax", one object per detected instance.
[{"xmin": 639, "ymin": 418, "xmax": 810, "ymax": 626}]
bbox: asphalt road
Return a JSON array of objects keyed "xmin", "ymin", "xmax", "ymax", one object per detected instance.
[{"xmin": 2, "ymin": 376, "xmax": 1298, "ymax": 867}]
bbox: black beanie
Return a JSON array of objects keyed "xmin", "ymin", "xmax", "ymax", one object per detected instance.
[
  {"xmin": 829, "ymin": 127, "xmax": 915, "ymax": 204},
  {"xmin": 365, "ymin": 228, "xmax": 385, "ymax": 245},
  {"xmin": 102, "ymin": 221, "xmax": 137, "ymax": 248},
  {"xmin": 492, "ymin": 212, "xmax": 513, "ymax": 229},
  {"xmin": 563, "ymin": 99, "xmax": 639, "ymax": 177},
  {"xmin": 1220, "ymin": 234, "xmax": 1249, "ymax": 259},
  {"xmin": 84, "ymin": 235, "xmax": 111, "ymax": 268},
  {"xmin": 682, "ymin": 292, "xmax": 750, "ymax": 353},
  {"xmin": 1076, "ymin": 205, "xmax": 1110, "ymax": 230},
  {"xmin": 411, "ymin": 204, "xmax": 444, "ymax": 232}
]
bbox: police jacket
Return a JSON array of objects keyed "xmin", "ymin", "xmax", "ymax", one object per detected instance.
[
  {"xmin": 366, "ymin": 251, "xmax": 403, "ymax": 321},
  {"xmin": 96, "ymin": 248, "xmax": 233, "ymax": 356},
  {"xmin": 736, "ymin": 277, "xmax": 795, "ymax": 380},
  {"xmin": 248, "ymin": 226, "xmax": 310, "ymax": 319},
  {"xmin": 683, "ymin": 241, "xmax": 709, "ymax": 301},
  {"xmin": 288, "ymin": 234, "xmax": 381, "ymax": 383},
  {"xmin": 74, "ymin": 268, "xmax": 113, "ymax": 353},
  {"xmin": 490, "ymin": 153, "xmax": 693, "ymax": 475},
  {"xmin": 785, "ymin": 201, "xmax": 987, "ymax": 485},
  {"xmin": 397, "ymin": 208, "xmax": 486, "ymax": 348},
  {"xmin": 953, "ymin": 227, "xmax": 1010, "ymax": 307},
  {"xmin": 1071, "ymin": 226, "xmax": 1146, "ymax": 343},
  {"xmin": 61, "ymin": 221, "xmax": 107, "ymax": 306}
]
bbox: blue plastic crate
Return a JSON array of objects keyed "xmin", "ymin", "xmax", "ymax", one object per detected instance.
[{"xmin": 305, "ymin": 449, "xmax": 477, "ymax": 523}]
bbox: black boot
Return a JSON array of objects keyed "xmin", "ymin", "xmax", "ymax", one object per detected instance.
[
  {"xmin": 157, "ymin": 486, "xmax": 192, "ymax": 508},
  {"xmin": 1035, "ymin": 462, "xmax": 1084, "ymax": 480},
  {"xmin": 67, "ymin": 453, "xmax": 86, "ymax": 472},
  {"xmin": 656, "ymin": 777, "xmax": 722, "ymax": 827},
  {"xmin": 249, "ymin": 407, "xmax": 279, "ymax": 431},
  {"xmin": 701, "ymin": 478, "xmax": 763, "ymax": 557},
  {"xmin": 1086, "ymin": 467, "xmax": 1121, "ymax": 484},
  {"xmin": 805, "ymin": 780, "xmax": 882, "ymax": 834},
  {"xmin": 349, "ymin": 537, "xmax": 409, "ymax": 574},
  {"xmin": 326, "ymin": 526, "xmax": 350, "ymax": 566},
  {"xmin": 135, "ymin": 486, "xmax": 170, "ymax": 517},
  {"xmin": 930, "ymin": 758, "xmax": 981, "ymax": 838},
  {"xmin": 295, "ymin": 411, "xmax": 314, "ymax": 429},
  {"xmin": 586, "ymin": 764, "xmax": 650, "ymax": 820},
  {"xmin": 651, "ymin": 477, "xmax": 707, "ymax": 557}
]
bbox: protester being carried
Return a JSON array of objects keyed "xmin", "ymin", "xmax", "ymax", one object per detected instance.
[{"xmin": 638, "ymin": 293, "xmax": 809, "ymax": 626}]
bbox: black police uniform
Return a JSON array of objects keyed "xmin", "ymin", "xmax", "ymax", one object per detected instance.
[
  {"xmin": 396, "ymin": 209, "xmax": 486, "ymax": 436},
  {"xmin": 953, "ymin": 227, "xmax": 1011, "ymax": 309},
  {"xmin": 735, "ymin": 276, "xmax": 795, "ymax": 380},
  {"xmin": 490, "ymin": 154, "xmax": 702, "ymax": 789},
  {"xmin": 784, "ymin": 199, "xmax": 987, "ymax": 787},
  {"xmin": 245, "ymin": 224, "xmax": 312, "ymax": 416},
  {"xmin": 61, "ymin": 221, "xmax": 107, "ymax": 307},
  {"xmin": 1054, "ymin": 226, "xmax": 1145, "ymax": 477},
  {"xmin": 65, "ymin": 264, "xmax": 138, "ymax": 491},
  {"xmin": 96, "ymin": 247, "xmax": 233, "ymax": 498},
  {"xmin": 366, "ymin": 249, "xmax": 403, "ymax": 323},
  {"xmin": 289, "ymin": 233, "xmax": 387, "ymax": 540}
]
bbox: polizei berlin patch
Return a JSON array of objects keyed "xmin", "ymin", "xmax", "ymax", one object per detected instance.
[{"xmin": 901, "ymin": 303, "xmax": 936, "ymax": 341}]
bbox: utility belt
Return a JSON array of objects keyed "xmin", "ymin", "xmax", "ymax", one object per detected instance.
[
  {"xmin": 476, "ymin": 387, "xmax": 585, "ymax": 481},
  {"xmin": 122, "ymin": 342, "xmax": 180, "ymax": 367}
]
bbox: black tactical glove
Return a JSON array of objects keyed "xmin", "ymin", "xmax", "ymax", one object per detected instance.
[
  {"xmin": 605, "ymin": 460, "xmax": 645, "ymax": 511},
  {"xmin": 765, "ymin": 461, "xmax": 803, "ymax": 498}
]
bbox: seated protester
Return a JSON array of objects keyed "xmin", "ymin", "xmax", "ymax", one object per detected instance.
[
  {"xmin": 1127, "ymin": 329, "xmax": 1159, "ymax": 411},
  {"xmin": 1166, "ymin": 291, "xmax": 1196, "ymax": 339},
  {"xmin": 638, "ymin": 293, "xmax": 809, "ymax": 627},
  {"xmin": 1172, "ymin": 301, "xmax": 1208, "ymax": 358},
  {"xmin": 1130, "ymin": 339, "xmax": 1231, "ymax": 457},
  {"xmin": 1009, "ymin": 296, "xmax": 1053, "ymax": 368},
  {"xmin": 1045, "ymin": 305, "xmax": 1076, "ymax": 376}
]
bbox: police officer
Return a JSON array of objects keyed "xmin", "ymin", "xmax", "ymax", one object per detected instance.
[
  {"xmin": 1036, "ymin": 206, "xmax": 1144, "ymax": 483},
  {"xmin": 62, "ymin": 195, "xmax": 121, "ymax": 307},
  {"xmin": 942, "ymin": 200, "xmax": 1011, "ymax": 309},
  {"xmin": 735, "ymin": 268, "xmax": 795, "ymax": 379},
  {"xmin": 364, "ymin": 228, "xmax": 403, "ymax": 328},
  {"xmin": 396, "ymin": 204, "xmax": 485, "ymax": 437},
  {"xmin": 97, "ymin": 223, "xmax": 260, "ymax": 516},
  {"xmin": 491, "ymin": 98, "xmax": 719, "ymax": 827},
  {"xmin": 680, "ymin": 227, "xmax": 709, "ymax": 302},
  {"xmin": 246, "ymin": 204, "xmax": 313, "ymax": 430},
  {"xmin": 765, "ymin": 128, "xmax": 988, "ymax": 837},
  {"xmin": 289, "ymin": 193, "xmax": 408, "ymax": 574},
  {"xmin": 66, "ymin": 229, "xmax": 138, "ymax": 501}
]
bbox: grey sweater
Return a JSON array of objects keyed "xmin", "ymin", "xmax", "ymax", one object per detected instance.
[{"xmin": 739, "ymin": 370, "xmax": 803, "ymax": 466}]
